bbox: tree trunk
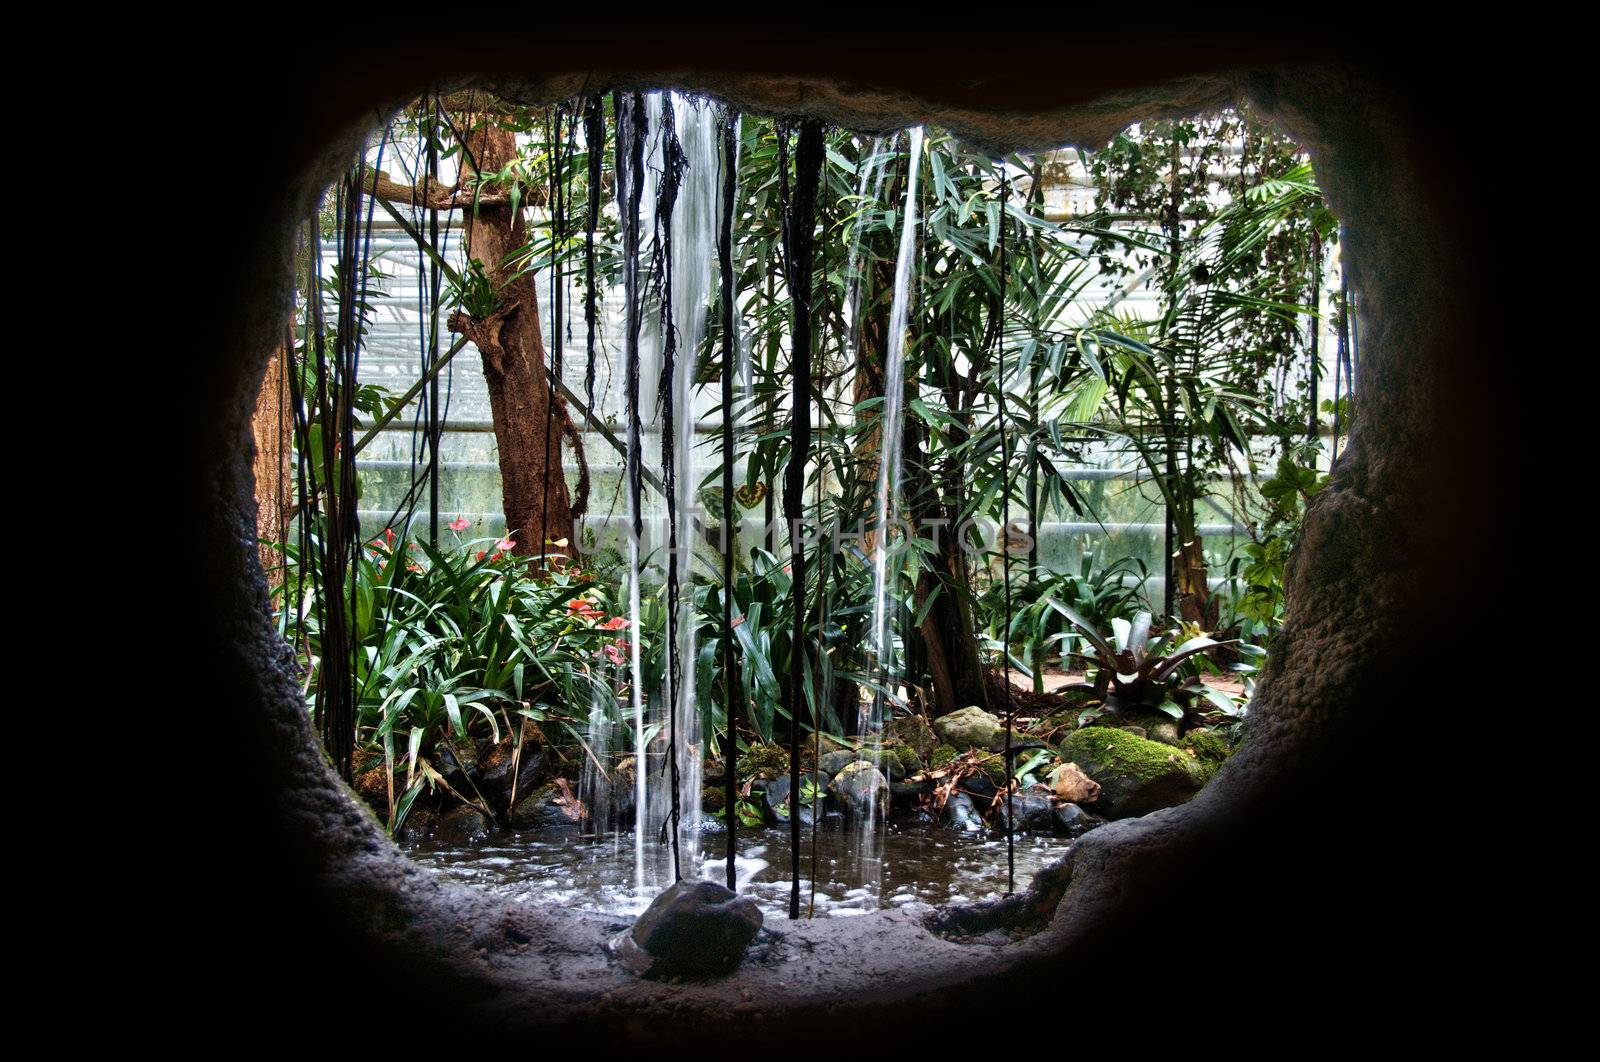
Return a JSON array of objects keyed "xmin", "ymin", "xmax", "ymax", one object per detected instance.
[
  {"xmin": 251, "ymin": 327, "xmax": 292, "ymax": 589},
  {"xmin": 448, "ymin": 116, "xmax": 585, "ymax": 562},
  {"xmin": 1175, "ymin": 534, "xmax": 1216, "ymax": 627},
  {"xmin": 915, "ymin": 506, "xmax": 991, "ymax": 718}
]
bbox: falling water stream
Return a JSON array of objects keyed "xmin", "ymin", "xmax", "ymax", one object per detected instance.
[{"xmin": 854, "ymin": 128, "xmax": 925, "ymax": 905}]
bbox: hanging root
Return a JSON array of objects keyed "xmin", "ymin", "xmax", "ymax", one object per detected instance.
[{"xmin": 557, "ymin": 398, "xmax": 590, "ymax": 523}]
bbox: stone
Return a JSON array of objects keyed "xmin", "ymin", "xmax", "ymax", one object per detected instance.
[
  {"xmin": 827, "ymin": 762, "xmax": 889, "ymax": 821},
  {"xmin": 942, "ymin": 791, "xmax": 984, "ymax": 832},
  {"xmin": 434, "ymin": 804, "xmax": 490, "ymax": 844},
  {"xmin": 396, "ymin": 806, "xmax": 436, "ymax": 844},
  {"xmin": 738, "ymin": 743, "xmax": 790, "ymax": 781},
  {"xmin": 1053, "ymin": 802, "xmax": 1101, "ymax": 838},
  {"xmin": 819, "ymin": 748, "xmax": 907, "ymax": 781},
  {"xmin": 1118, "ymin": 710, "xmax": 1181, "ymax": 746},
  {"xmin": 763, "ymin": 773, "xmax": 823, "ymax": 826},
  {"xmin": 1059, "ymin": 726, "xmax": 1206, "ymax": 819},
  {"xmin": 933, "ymin": 706, "xmax": 1005, "ymax": 751},
  {"xmin": 1050, "ymin": 761, "xmax": 1102, "ymax": 805},
  {"xmin": 887, "ymin": 713, "xmax": 938, "ymax": 759},
  {"xmin": 1182, "ymin": 729, "xmax": 1234, "ymax": 781},
  {"xmin": 510, "ymin": 785, "xmax": 577, "ymax": 832},
  {"xmin": 998, "ymin": 787, "xmax": 1056, "ymax": 833},
  {"xmin": 612, "ymin": 880, "xmax": 763, "ymax": 980}
]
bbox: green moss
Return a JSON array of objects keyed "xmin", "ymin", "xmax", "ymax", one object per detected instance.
[
  {"xmin": 930, "ymin": 744, "xmax": 959, "ymax": 770},
  {"xmin": 702, "ymin": 786, "xmax": 726, "ymax": 813},
  {"xmin": 1180, "ymin": 729, "xmax": 1233, "ymax": 782},
  {"xmin": 889, "ymin": 743, "xmax": 925, "ymax": 775},
  {"xmin": 1062, "ymin": 725, "xmax": 1202, "ymax": 785},
  {"xmin": 975, "ymin": 752, "xmax": 1011, "ymax": 784},
  {"xmin": 739, "ymin": 742, "xmax": 790, "ymax": 782}
]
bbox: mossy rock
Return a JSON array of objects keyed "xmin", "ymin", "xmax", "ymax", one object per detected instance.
[
  {"xmin": 1116, "ymin": 710, "xmax": 1182, "ymax": 746},
  {"xmin": 1060, "ymin": 725, "xmax": 1206, "ymax": 818},
  {"xmin": 1181, "ymin": 728, "xmax": 1234, "ymax": 781},
  {"xmin": 933, "ymin": 706, "xmax": 1005, "ymax": 751},
  {"xmin": 886, "ymin": 714, "xmax": 938, "ymax": 759},
  {"xmin": 929, "ymin": 744, "xmax": 960, "ymax": 770},
  {"xmin": 702, "ymin": 786, "xmax": 726, "ymax": 814},
  {"xmin": 739, "ymin": 743, "xmax": 790, "ymax": 782}
]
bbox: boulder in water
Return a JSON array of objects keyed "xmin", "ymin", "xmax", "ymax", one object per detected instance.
[
  {"xmin": 612, "ymin": 880, "xmax": 763, "ymax": 980},
  {"xmin": 998, "ymin": 787, "xmax": 1056, "ymax": 833},
  {"xmin": 434, "ymin": 804, "xmax": 490, "ymax": 844},
  {"xmin": 827, "ymin": 762, "xmax": 889, "ymax": 821},
  {"xmin": 942, "ymin": 791, "xmax": 984, "ymax": 832},
  {"xmin": 887, "ymin": 713, "xmax": 939, "ymax": 759},
  {"xmin": 1053, "ymin": 801, "xmax": 1102, "ymax": 837}
]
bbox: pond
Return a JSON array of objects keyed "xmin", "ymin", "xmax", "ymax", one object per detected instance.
[{"xmin": 407, "ymin": 820, "xmax": 1075, "ymax": 920}]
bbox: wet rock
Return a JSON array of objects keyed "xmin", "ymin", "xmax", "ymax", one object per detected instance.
[
  {"xmin": 1053, "ymin": 801, "xmax": 1102, "ymax": 837},
  {"xmin": 739, "ymin": 743, "xmax": 790, "ymax": 782},
  {"xmin": 435, "ymin": 741, "xmax": 480, "ymax": 787},
  {"xmin": 890, "ymin": 776, "xmax": 933, "ymax": 807},
  {"xmin": 702, "ymin": 785, "xmax": 725, "ymax": 814},
  {"xmin": 396, "ymin": 806, "xmax": 436, "ymax": 843},
  {"xmin": 510, "ymin": 785, "xmax": 578, "ymax": 832},
  {"xmin": 763, "ymin": 773, "xmax": 823, "ymax": 826},
  {"xmin": 479, "ymin": 745, "xmax": 545, "ymax": 804},
  {"xmin": 819, "ymin": 748, "xmax": 908, "ymax": 781},
  {"xmin": 1060, "ymin": 725, "xmax": 1205, "ymax": 818},
  {"xmin": 1050, "ymin": 761, "xmax": 1102, "ymax": 804},
  {"xmin": 435, "ymin": 805, "xmax": 490, "ymax": 844},
  {"xmin": 827, "ymin": 762, "xmax": 889, "ymax": 821},
  {"xmin": 887, "ymin": 713, "xmax": 938, "ymax": 759},
  {"xmin": 998, "ymin": 787, "xmax": 1057, "ymax": 833},
  {"xmin": 612, "ymin": 880, "xmax": 763, "ymax": 980},
  {"xmin": 934, "ymin": 706, "xmax": 1005, "ymax": 751},
  {"xmin": 943, "ymin": 791, "xmax": 984, "ymax": 832}
]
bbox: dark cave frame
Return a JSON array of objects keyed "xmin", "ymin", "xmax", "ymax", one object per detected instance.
[{"xmin": 183, "ymin": 36, "xmax": 1494, "ymax": 1040}]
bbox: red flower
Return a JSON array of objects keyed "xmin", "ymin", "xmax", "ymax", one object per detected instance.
[
  {"xmin": 476, "ymin": 550, "xmax": 487, "ymax": 561},
  {"xmin": 602, "ymin": 616, "xmax": 629, "ymax": 630},
  {"xmin": 448, "ymin": 516, "xmax": 471, "ymax": 532}
]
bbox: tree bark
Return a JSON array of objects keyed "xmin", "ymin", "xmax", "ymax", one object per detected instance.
[
  {"xmin": 448, "ymin": 116, "xmax": 585, "ymax": 561},
  {"xmin": 251, "ymin": 327, "xmax": 292, "ymax": 589},
  {"xmin": 915, "ymin": 506, "xmax": 991, "ymax": 718}
]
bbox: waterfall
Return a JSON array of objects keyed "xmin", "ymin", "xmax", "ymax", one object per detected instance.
[
  {"xmin": 580, "ymin": 670, "xmax": 614, "ymax": 839},
  {"xmin": 625, "ymin": 93, "xmax": 720, "ymax": 892},
  {"xmin": 858, "ymin": 127, "xmax": 925, "ymax": 904},
  {"xmin": 666, "ymin": 94, "xmax": 718, "ymax": 880}
]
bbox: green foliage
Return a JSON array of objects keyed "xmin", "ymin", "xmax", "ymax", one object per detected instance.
[
  {"xmin": 978, "ymin": 550, "xmax": 1147, "ymax": 691},
  {"xmin": 1056, "ymin": 607, "xmax": 1239, "ymax": 725},
  {"xmin": 277, "ymin": 522, "xmax": 641, "ymax": 834}
]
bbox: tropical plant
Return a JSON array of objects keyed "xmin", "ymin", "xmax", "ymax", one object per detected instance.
[
  {"xmin": 1056, "ymin": 606, "xmax": 1239, "ymax": 725},
  {"xmin": 277, "ymin": 520, "xmax": 640, "ymax": 834},
  {"xmin": 978, "ymin": 550, "xmax": 1148, "ymax": 692}
]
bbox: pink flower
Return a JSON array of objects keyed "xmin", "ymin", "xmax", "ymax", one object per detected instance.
[
  {"xmin": 496, "ymin": 536, "xmax": 516, "ymax": 552},
  {"xmin": 602, "ymin": 616, "xmax": 629, "ymax": 630},
  {"xmin": 603, "ymin": 643, "xmax": 625, "ymax": 666},
  {"xmin": 448, "ymin": 516, "xmax": 471, "ymax": 532},
  {"xmin": 731, "ymin": 615, "xmax": 745, "ymax": 628}
]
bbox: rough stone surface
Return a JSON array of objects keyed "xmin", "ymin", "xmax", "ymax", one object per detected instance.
[
  {"xmin": 933, "ymin": 706, "xmax": 1005, "ymax": 751},
  {"xmin": 189, "ymin": 39, "xmax": 1496, "ymax": 1041},
  {"xmin": 612, "ymin": 880, "xmax": 763, "ymax": 980},
  {"xmin": 887, "ymin": 714, "xmax": 939, "ymax": 759},
  {"xmin": 434, "ymin": 805, "xmax": 491, "ymax": 844},
  {"xmin": 827, "ymin": 762, "xmax": 890, "ymax": 821}
]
